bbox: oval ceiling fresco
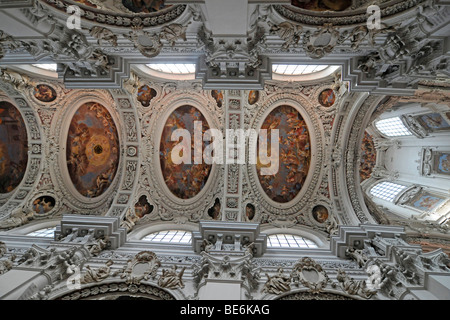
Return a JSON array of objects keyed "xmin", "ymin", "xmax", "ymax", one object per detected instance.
[
  {"xmin": 0, "ymin": 101, "xmax": 28, "ymax": 194},
  {"xmin": 256, "ymin": 105, "xmax": 311, "ymax": 203},
  {"xmin": 160, "ymin": 105, "xmax": 212, "ymax": 200},
  {"xmin": 66, "ymin": 102, "xmax": 120, "ymax": 198}
]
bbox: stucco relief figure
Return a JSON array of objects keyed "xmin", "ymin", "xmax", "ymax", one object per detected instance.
[
  {"xmin": 121, "ymin": 207, "xmax": 140, "ymax": 232},
  {"xmin": 337, "ymin": 269, "xmax": 377, "ymax": 299},
  {"xmin": 81, "ymin": 260, "xmax": 113, "ymax": 284},
  {"xmin": 200, "ymin": 239, "xmax": 215, "ymax": 253},
  {"xmin": 0, "ymin": 254, "xmax": 16, "ymax": 275},
  {"xmin": 158, "ymin": 265, "xmax": 186, "ymax": 289},
  {"xmin": 262, "ymin": 267, "xmax": 291, "ymax": 295},
  {"xmin": 88, "ymin": 237, "xmax": 109, "ymax": 256},
  {"xmin": 345, "ymin": 247, "xmax": 368, "ymax": 267},
  {"xmin": 0, "ymin": 208, "xmax": 34, "ymax": 230},
  {"xmin": 0, "ymin": 241, "xmax": 6, "ymax": 257}
]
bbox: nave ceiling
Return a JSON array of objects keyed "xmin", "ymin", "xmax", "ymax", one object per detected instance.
[{"xmin": 0, "ymin": 0, "xmax": 449, "ymax": 253}]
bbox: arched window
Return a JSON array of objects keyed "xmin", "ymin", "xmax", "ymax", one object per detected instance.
[
  {"xmin": 147, "ymin": 63, "xmax": 196, "ymax": 74},
  {"xmin": 267, "ymin": 234, "xmax": 318, "ymax": 249},
  {"xmin": 374, "ymin": 117, "xmax": 412, "ymax": 137},
  {"xmin": 141, "ymin": 230, "xmax": 192, "ymax": 244},
  {"xmin": 26, "ymin": 227, "xmax": 56, "ymax": 238},
  {"xmin": 369, "ymin": 181, "xmax": 408, "ymax": 202},
  {"xmin": 272, "ymin": 64, "xmax": 328, "ymax": 75}
]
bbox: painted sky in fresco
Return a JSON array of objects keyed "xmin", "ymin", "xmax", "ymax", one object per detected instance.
[{"xmin": 66, "ymin": 102, "xmax": 120, "ymax": 198}]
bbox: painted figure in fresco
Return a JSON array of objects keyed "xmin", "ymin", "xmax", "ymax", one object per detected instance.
[
  {"xmin": 34, "ymin": 85, "xmax": 57, "ymax": 103},
  {"xmin": 32, "ymin": 197, "xmax": 55, "ymax": 214},
  {"xmin": 318, "ymin": 89, "xmax": 336, "ymax": 107},
  {"xmin": 246, "ymin": 203, "xmax": 256, "ymax": 221},
  {"xmin": 160, "ymin": 105, "xmax": 212, "ymax": 200},
  {"xmin": 211, "ymin": 90, "xmax": 223, "ymax": 108},
  {"xmin": 122, "ymin": 0, "xmax": 167, "ymax": 13},
  {"xmin": 419, "ymin": 113, "xmax": 450, "ymax": 130},
  {"xmin": 248, "ymin": 90, "xmax": 259, "ymax": 105},
  {"xmin": 360, "ymin": 131, "xmax": 376, "ymax": 181},
  {"xmin": 208, "ymin": 198, "xmax": 221, "ymax": 220},
  {"xmin": 414, "ymin": 195, "xmax": 442, "ymax": 211},
  {"xmin": 0, "ymin": 102, "xmax": 28, "ymax": 194},
  {"xmin": 312, "ymin": 205, "xmax": 329, "ymax": 223},
  {"xmin": 291, "ymin": 0, "xmax": 352, "ymax": 11},
  {"xmin": 134, "ymin": 195, "xmax": 153, "ymax": 218},
  {"xmin": 137, "ymin": 85, "xmax": 157, "ymax": 107},
  {"xmin": 438, "ymin": 154, "xmax": 450, "ymax": 173}
]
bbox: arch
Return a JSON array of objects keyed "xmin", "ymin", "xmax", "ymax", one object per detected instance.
[{"xmin": 54, "ymin": 282, "xmax": 177, "ymax": 301}]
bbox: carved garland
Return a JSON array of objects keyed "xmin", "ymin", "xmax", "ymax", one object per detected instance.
[
  {"xmin": 57, "ymin": 282, "xmax": 176, "ymax": 300},
  {"xmin": 38, "ymin": 1, "xmax": 187, "ymax": 29},
  {"xmin": 272, "ymin": 0, "xmax": 427, "ymax": 26}
]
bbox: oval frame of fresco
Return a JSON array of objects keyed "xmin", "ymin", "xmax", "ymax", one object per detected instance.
[
  {"xmin": 0, "ymin": 97, "xmax": 30, "ymax": 200},
  {"xmin": 58, "ymin": 95, "xmax": 122, "ymax": 204},
  {"xmin": 248, "ymin": 98, "xmax": 319, "ymax": 211},
  {"xmin": 28, "ymin": 193, "xmax": 60, "ymax": 218},
  {"xmin": 154, "ymin": 99, "xmax": 218, "ymax": 206},
  {"xmin": 318, "ymin": 88, "xmax": 336, "ymax": 108},
  {"xmin": 311, "ymin": 204, "xmax": 330, "ymax": 224}
]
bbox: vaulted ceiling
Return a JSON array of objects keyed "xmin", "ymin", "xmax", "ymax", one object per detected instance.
[{"xmin": 0, "ymin": 0, "xmax": 449, "ymax": 252}]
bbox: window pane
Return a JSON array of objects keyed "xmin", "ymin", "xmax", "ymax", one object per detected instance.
[
  {"xmin": 27, "ymin": 227, "xmax": 56, "ymax": 238},
  {"xmin": 272, "ymin": 64, "xmax": 328, "ymax": 75},
  {"xmin": 370, "ymin": 181, "xmax": 408, "ymax": 202},
  {"xmin": 147, "ymin": 64, "xmax": 196, "ymax": 74},
  {"xmin": 142, "ymin": 230, "xmax": 192, "ymax": 244},
  {"xmin": 267, "ymin": 234, "xmax": 318, "ymax": 249},
  {"xmin": 375, "ymin": 117, "xmax": 412, "ymax": 137}
]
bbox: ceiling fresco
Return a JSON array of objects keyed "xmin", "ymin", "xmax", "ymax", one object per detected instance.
[
  {"xmin": 256, "ymin": 105, "xmax": 311, "ymax": 203},
  {"xmin": 160, "ymin": 105, "xmax": 212, "ymax": 200},
  {"xmin": 34, "ymin": 84, "xmax": 57, "ymax": 103},
  {"xmin": 360, "ymin": 131, "xmax": 376, "ymax": 182},
  {"xmin": 0, "ymin": 101, "xmax": 28, "ymax": 194},
  {"xmin": 290, "ymin": 0, "xmax": 352, "ymax": 12},
  {"xmin": 66, "ymin": 102, "xmax": 120, "ymax": 198},
  {"xmin": 122, "ymin": 0, "xmax": 168, "ymax": 13}
]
